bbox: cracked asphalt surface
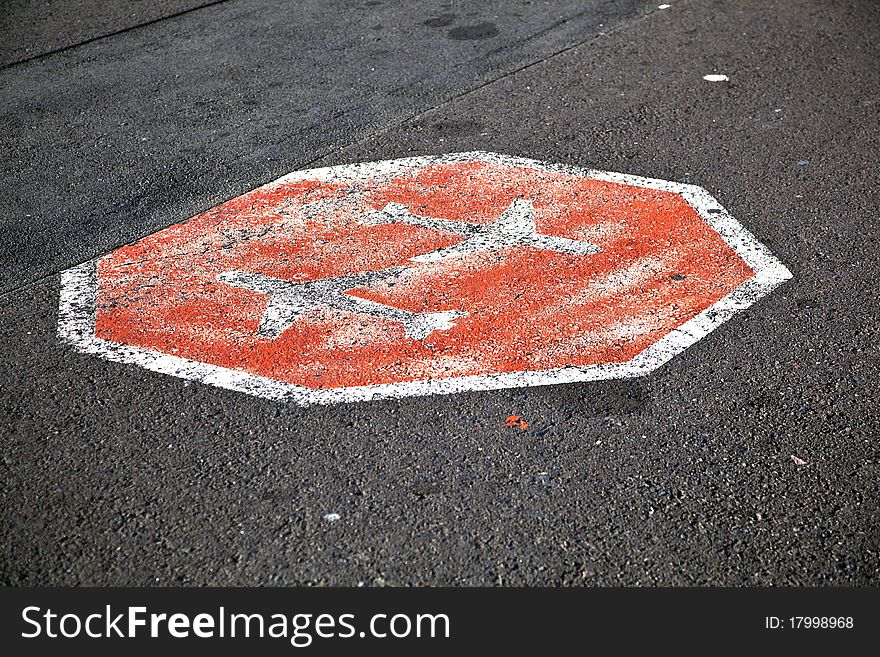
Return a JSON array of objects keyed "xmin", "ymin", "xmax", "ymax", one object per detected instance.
[{"xmin": 1, "ymin": 0, "xmax": 878, "ymax": 586}]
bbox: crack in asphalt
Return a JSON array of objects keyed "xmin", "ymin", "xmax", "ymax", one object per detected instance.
[{"xmin": 0, "ymin": 1, "xmax": 232, "ymax": 71}]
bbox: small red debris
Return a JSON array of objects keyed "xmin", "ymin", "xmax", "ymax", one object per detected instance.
[{"xmin": 502, "ymin": 415, "xmax": 529, "ymax": 429}]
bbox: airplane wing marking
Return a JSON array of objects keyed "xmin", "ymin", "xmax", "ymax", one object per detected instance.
[{"xmin": 364, "ymin": 199, "xmax": 599, "ymax": 262}]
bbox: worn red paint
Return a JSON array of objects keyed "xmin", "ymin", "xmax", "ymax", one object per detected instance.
[
  {"xmin": 93, "ymin": 159, "xmax": 753, "ymax": 390},
  {"xmin": 502, "ymin": 415, "xmax": 529, "ymax": 429}
]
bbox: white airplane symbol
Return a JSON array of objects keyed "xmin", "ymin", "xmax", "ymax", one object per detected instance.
[
  {"xmin": 364, "ymin": 199, "xmax": 600, "ymax": 262},
  {"xmin": 218, "ymin": 267, "xmax": 465, "ymax": 340}
]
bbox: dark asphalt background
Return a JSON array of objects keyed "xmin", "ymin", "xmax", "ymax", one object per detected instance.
[
  {"xmin": 1, "ymin": 0, "xmax": 878, "ymax": 585},
  {"xmin": 0, "ymin": 0, "xmax": 220, "ymax": 66}
]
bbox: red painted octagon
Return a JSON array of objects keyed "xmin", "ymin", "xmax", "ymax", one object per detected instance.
[{"xmin": 59, "ymin": 152, "xmax": 790, "ymax": 404}]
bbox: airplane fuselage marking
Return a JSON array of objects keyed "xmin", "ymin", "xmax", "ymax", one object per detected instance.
[{"xmin": 218, "ymin": 268, "xmax": 464, "ymax": 340}]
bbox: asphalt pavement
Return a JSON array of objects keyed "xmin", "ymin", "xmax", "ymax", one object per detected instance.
[{"xmin": 1, "ymin": 0, "xmax": 878, "ymax": 585}]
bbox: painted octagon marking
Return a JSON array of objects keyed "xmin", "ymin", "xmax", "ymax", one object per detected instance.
[{"xmin": 58, "ymin": 152, "xmax": 792, "ymax": 405}]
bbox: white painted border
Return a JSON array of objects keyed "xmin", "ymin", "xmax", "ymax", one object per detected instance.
[{"xmin": 58, "ymin": 152, "xmax": 792, "ymax": 405}]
